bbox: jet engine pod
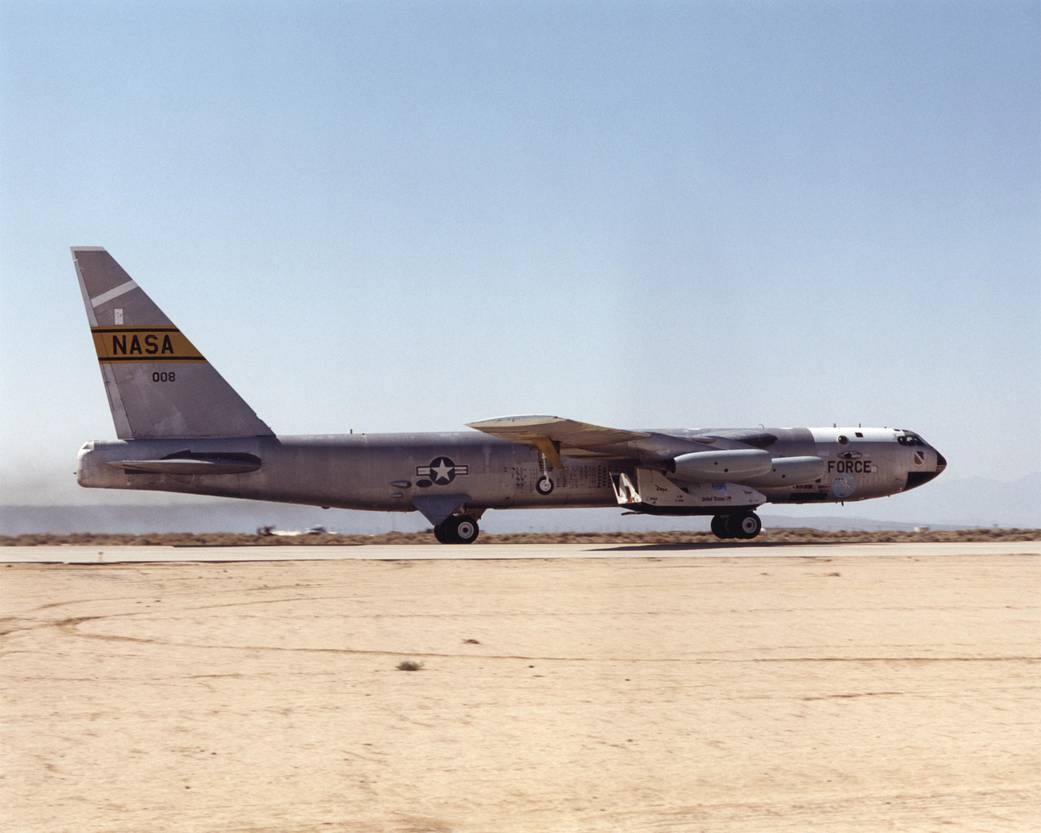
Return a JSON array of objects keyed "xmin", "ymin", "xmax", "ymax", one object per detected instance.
[
  {"xmin": 743, "ymin": 455, "xmax": 825, "ymax": 487},
  {"xmin": 671, "ymin": 449, "xmax": 773, "ymax": 482}
]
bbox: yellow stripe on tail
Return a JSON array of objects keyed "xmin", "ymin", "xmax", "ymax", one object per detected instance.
[{"xmin": 90, "ymin": 327, "xmax": 206, "ymax": 363}]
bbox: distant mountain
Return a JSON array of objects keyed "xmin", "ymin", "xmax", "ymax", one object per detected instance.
[
  {"xmin": 842, "ymin": 472, "xmax": 1041, "ymax": 528},
  {"xmin": 2, "ymin": 472, "xmax": 1037, "ymax": 535}
]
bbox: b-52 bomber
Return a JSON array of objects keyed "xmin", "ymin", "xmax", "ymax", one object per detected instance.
[{"xmin": 73, "ymin": 248, "xmax": 947, "ymax": 543}]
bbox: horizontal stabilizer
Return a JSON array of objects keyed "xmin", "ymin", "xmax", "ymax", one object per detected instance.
[{"xmin": 107, "ymin": 453, "xmax": 261, "ymax": 475}]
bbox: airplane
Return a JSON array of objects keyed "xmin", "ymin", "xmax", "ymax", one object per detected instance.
[{"xmin": 72, "ymin": 247, "xmax": 947, "ymax": 544}]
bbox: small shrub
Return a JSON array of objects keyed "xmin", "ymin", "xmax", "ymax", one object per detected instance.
[{"xmin": 396, "ymin": 660, "xmax": 423, "ymax": 672}]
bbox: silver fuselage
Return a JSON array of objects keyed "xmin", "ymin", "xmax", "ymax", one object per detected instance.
[
  {"xmin": 77, "ymin": 425, "xmax": 945, "ymax": 518},
  {"xmin": 69, "ymin": 249, "xmax": 947, "ymax": 534}
]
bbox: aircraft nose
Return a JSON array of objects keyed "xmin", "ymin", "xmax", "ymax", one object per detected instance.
[{"xmin": 904, "ymin": 446, "xmax": 947, "ymax": 492}]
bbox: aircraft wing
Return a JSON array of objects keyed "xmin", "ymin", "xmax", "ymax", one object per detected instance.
[{"xmin": 466, "ymin": 415, "xmax": 651, "ymax": 466}]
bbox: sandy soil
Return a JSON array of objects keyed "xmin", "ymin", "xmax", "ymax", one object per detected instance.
[{"xmin": 2, "ymin": 551, "xmax": 1040, "ymax": 832}]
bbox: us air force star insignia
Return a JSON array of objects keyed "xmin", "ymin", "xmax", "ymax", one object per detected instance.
[
  {"xmin": 416, "ymin": 456, "xmax": 469, "ymax": 485},
  {"xmin": 432, "ymin": 459, "xmax": 453, "ymax": 482}
]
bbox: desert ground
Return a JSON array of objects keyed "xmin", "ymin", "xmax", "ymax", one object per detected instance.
[{"xmin": 3, "ymin": 543, "xmax": 1040, "ymax": 832}]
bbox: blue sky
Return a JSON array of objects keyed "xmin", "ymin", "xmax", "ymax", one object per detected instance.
[{"xmin": 1, "ymin": 0, "xmax": 1039, "ymax": 508}]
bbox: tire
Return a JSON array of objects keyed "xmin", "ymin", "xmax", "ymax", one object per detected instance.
[
  {"xmin": 711, "ymin": 515, "xmax": 731, "ymax": 539},
  {"xmin": 536, "ymin": 476, "xmax": 554, "ymax": 495},
  {"xmin": 727, "ymin": 511, "xmax": 762, "ymax": 540},
  {"xmin": 451, "ymin": 515, "xmax": 479, "ymax": 545},
  {"xmin": 433, "ymin": 522, "xmax": 450, "ymax": 544}
]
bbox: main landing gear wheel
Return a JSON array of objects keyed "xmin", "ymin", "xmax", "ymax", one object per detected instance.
[
  {"xmin": 712, "ymin": 511, "xmax": 762, "ymax": 540},
  {"xmin": 727, "ymin": 511, "xmax": 762, "ymax": 540},
  {"xmin": 451, "ymin": 515, "xmax": 479, "ymax": 544},
  {"xmin": 710, "ymin": 515, "xmax": 731, "ymax": 538},
  {"xmin": 433, "ymin": 515, "xmax": 480, "ymax": 545}
]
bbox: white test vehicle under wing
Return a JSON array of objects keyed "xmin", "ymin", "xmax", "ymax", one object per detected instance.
[{"xmin": 73, "ymin": 248, "xmax": 947, "ymax": 543}]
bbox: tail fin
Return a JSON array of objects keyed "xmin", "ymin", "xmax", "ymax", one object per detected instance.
[{"xmin": 72, "ymin": 247, "xmax": 274, "ymax": 439}]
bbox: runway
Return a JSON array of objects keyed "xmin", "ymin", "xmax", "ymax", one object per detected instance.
[
  {"xmin": 3, "ymin": 544, "xmax": 1040, "ymax": 832},
  {"xmin": 2, "ymin": 539, "xmax": 1040, "ymax": 562}
]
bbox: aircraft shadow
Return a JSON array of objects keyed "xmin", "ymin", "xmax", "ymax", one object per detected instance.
[{"xmin": 589, "ymin": 541, "xmax": 838, "ymax": 552}]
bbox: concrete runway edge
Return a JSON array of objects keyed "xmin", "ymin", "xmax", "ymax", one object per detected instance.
[{"xmin": 1, "ymin": 539, "xmax": 1039, "ymax": 562}]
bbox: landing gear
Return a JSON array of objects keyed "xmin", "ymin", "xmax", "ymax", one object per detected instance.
[
  {"xmin": 452, "ymin": 515, "xmax": 479, "ymax": 544},
  {"xmin": 433, "ymin": 514, "xmax": 480, "ymax": 545},
  {"xmin": 711, "ymin": 514, "xmax": 730, "ymax": 538},
  {"xmin": 711, "ymin": 511, "xmax": 762, "ymax": 540}
]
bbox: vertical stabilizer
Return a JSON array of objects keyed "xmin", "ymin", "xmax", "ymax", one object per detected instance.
[{"xmin": 72, "ymin": 247, "xmax": 274, "ymax": 439}]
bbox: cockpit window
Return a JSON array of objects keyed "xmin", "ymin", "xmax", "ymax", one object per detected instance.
[{"xmin": 897, "ymin": 432, "xmax": 925, "ymax": 446}]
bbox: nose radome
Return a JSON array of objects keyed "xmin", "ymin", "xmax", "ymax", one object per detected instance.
[{"xmin": 904, "ymin": 447, "xmax": 947, "ymax": 492}]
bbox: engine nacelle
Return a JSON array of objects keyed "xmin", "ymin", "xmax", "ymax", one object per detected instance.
[
  {"xmin": 743, "ymin": 455, "xmax": 825, "ymax": 487},
  {"xmin": 671, "ymin": 449, "xmax": 773, "ymax": 482}
]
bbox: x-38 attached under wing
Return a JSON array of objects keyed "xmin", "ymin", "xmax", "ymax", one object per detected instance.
[{"xmin": 73, "ymin": 247, "xmax": 948, "ymax": 544}]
